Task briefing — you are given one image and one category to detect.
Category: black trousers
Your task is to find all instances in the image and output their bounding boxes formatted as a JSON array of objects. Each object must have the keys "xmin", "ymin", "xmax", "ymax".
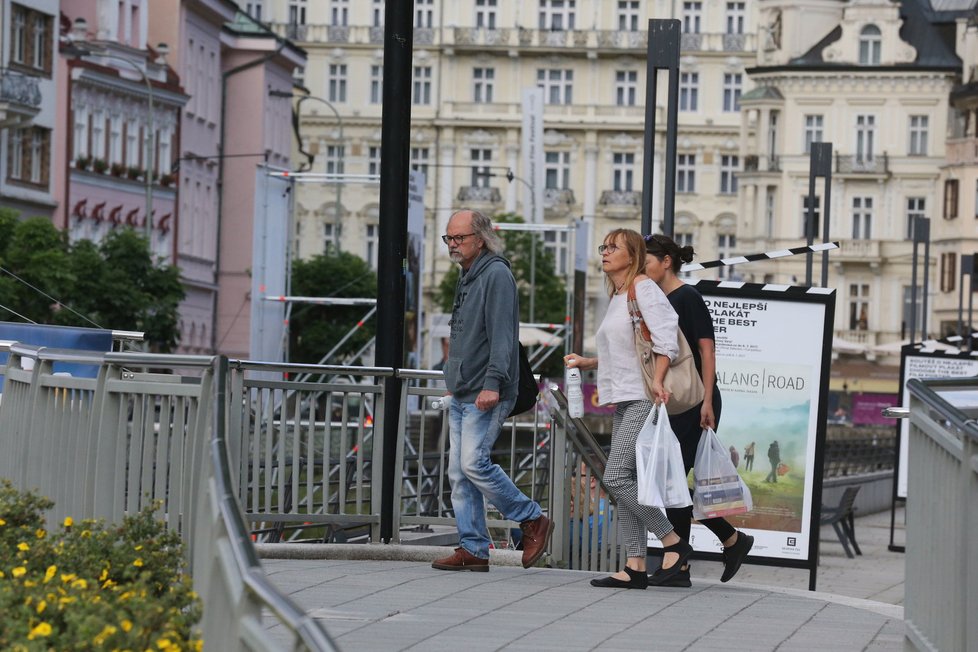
[{"xmin": 665, "ymin": 387, "xmax": 737, "ymax": 545}]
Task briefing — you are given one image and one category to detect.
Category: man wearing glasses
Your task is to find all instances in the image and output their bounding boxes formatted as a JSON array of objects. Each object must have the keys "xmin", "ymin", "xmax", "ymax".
[{"xmin": 431, "ymin": 209, "xmax": 553, "ymax": 572}]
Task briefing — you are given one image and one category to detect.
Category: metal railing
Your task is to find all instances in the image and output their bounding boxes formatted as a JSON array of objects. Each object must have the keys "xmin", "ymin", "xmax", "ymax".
[
  {"xmin": 903, "ymin": 377, "xmax": 978, "ymax": 652},
  {"xmin": 0, "ymin": 345, "xmax": 337, "ymax": 651}
]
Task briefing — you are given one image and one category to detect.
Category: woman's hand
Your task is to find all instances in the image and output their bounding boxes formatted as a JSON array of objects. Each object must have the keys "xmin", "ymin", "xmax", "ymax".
[
  {"xmin": 700, "ymin": 402, "xmax": 716, "ymax": 429},
  {"xmin": 651, "ymin": 379, "xmax": 671, "ymax": 406},
  {"xmin": 563, "ymin": 353, "xmax": 597, "ymax": 371}
]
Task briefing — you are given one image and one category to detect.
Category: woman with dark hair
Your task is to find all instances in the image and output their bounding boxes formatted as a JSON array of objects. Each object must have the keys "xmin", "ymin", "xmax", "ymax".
[
  {"xmin": 643, "ymin": 233, "xmax": 754, "ymax": 587},
  {"xmin": 564, "ymin": 228, "xmax": 693, "ymax": 589}
]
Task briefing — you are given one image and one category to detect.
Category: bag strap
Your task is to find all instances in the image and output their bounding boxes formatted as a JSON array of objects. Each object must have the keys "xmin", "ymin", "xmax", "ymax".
[{"xmin": 626, "ymin": 282, "xmax": 653, "ymax": 343}]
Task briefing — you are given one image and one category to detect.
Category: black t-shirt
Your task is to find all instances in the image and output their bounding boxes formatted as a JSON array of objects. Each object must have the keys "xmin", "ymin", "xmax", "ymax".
[{"xmin": 665, "ymin": 283, "xmax": 714, "ymax": 376}]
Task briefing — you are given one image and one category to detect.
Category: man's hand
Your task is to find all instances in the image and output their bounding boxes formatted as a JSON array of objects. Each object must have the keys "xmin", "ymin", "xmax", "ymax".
[{"xmin": 475, "ymin": 389, "xmax": 500, "ymax": 411}]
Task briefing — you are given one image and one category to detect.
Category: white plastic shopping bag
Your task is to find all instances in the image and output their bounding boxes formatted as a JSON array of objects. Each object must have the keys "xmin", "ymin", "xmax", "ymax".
[
  {"xmin": 636, "ymin": 404, "xmax": 692, "ymax": 508},
  {"xmin": 692, "ymin": 428, "xmax": 753, "ymax": 519}
]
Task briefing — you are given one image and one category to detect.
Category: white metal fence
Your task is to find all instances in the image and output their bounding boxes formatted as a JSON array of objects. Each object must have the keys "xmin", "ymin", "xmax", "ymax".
[{"xmin": 904, "ymin": 377, "xmax": 978, "ymax": 652}]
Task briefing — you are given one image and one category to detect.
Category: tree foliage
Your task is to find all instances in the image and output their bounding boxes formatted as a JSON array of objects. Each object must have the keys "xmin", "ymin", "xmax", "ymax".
[
  {"xmin": 0, "ymin": 212, "xmax": 184, "ymax": 351},
  {"xmin": 288, "ymin": 250, "xmax": 378, "ymax": 364}
]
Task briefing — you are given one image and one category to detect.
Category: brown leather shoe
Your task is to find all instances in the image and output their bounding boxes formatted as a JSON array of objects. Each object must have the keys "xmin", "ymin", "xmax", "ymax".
[
  {"xmin": 520, "ymin": 514, "xmax": 554, "ymax": 568},
  {"xmin": 431, "ymin": 547, "xmax": 489, "ymax": 572}
]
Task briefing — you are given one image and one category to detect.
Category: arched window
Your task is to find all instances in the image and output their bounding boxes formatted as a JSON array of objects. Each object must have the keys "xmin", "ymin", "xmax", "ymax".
[{"xmin": 858, "ymin": 25, "xmax": 881, "ymax": 65}]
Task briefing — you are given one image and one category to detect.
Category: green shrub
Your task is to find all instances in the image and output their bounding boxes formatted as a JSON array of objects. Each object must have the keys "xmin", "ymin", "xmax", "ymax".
[{"xmin": 0, "ymin": 480, "xmax": 202, "ymax": 651}]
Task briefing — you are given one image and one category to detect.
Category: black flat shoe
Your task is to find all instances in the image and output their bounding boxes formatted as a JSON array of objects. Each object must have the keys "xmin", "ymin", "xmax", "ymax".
[
  {"xmin": 649, "ymin": 564, "xmax": 692, "ymax": 588},
  {"xmin": 651, "ymin": 540, "xmax": 693, "ymax": 586},
  {"xmin": 590, "ymin": 566, "xmax": 648, "ymax": 589},
  {"xmin": 720, "ymin": 531, "xmax": 754, "ymax": 582}
]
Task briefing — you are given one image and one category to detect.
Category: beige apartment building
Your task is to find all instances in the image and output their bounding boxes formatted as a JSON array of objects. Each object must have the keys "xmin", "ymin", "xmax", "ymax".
[{"xmin": 254, "ymin": 0, "xmax": 974, "ymax": 380}]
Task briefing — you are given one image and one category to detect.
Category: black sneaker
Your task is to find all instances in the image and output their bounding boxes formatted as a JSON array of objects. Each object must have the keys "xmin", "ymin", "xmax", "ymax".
[
  {"xmin": 720, "ymin": 532, "xmax": 754, "ymax": 583},
  {"xmin": 648, "ymin": 564, "xmax": 692, "ymax": 588}
]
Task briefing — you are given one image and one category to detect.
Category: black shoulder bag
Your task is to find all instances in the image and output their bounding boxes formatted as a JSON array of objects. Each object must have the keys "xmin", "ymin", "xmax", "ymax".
[{"xmin": 508, "ymin": 343, "xmax": 538, "ymax": 417}]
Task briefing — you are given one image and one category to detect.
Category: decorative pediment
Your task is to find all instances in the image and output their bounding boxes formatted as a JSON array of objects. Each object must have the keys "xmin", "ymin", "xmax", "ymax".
[{"xmin": 606, "ymin": 132, "xmax": 641, "ymax": 149}]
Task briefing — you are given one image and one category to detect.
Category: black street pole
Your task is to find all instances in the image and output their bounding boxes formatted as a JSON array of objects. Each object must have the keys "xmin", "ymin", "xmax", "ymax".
[
  {"xmin": 805, "ymin": 142, "xmax": 832, "ymax": 287},
  {"xmin": 958, "ymin": 254, "xmax": 971, "ymax": 347},
  {"xmin": 642, "ymin": 19, "xmax": 680, "ymax": 238},
  {"xmin": 376, "ymin": 0, "xmax": 414, "ymax": 543},
  {"xmin": 920, "ymin": 218, "xmax": 930, "ymax": 339},
  {"xmin": 910, "ymin": 217, "xmax": 921, "ymax": 345}
]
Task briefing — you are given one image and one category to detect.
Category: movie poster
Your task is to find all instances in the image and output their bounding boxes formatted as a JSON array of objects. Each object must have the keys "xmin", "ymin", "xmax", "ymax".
[
  {"xmin": 673, "ymin": 284, "xmax": 834, "ymax": 565},
  {"xmin": 896, "ymin": 350, "xmax": 978, "ymax": 499}
]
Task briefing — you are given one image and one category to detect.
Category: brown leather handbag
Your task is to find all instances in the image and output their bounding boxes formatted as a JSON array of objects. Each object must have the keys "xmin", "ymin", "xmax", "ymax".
[{"xmin": 626, "ymin": 283, "xmax": 705, "ymax": 415}]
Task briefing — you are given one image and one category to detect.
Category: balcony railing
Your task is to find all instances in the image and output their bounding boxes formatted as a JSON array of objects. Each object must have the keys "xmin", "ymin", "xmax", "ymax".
[
  {"xmin": 743, "ymin": 154, "xmax": 780, "ymax": 173},
  {"xmin": 457, "ymin": 185, "xmax": 502, "ymax": 203},
  {"xmin": 454, "ymin": 27, "xmax": 511, "ymax": 46},
  {"xmin": 836, "ymin": 152, "xmax": 889, "ymax": 175},
  {"xmin": 599, "ymin": 190, "xmax": 641, "ymax": 206},
  {"xmin": 838, "ymin": 239, "xmax": 881, "ymax": 260},
  {"xmin": 946, "ymin": 138, "xmax": 978, "ymax": 166},
  {"xmin": 543, "ymin": 188, "xmax": 576, "ymax": 208},
  {"xmin": 0, "ymin": 68, "xmax": 42, "ymax": 108}
]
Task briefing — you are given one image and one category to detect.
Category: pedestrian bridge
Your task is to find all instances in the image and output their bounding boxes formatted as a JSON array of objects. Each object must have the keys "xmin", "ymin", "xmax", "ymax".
[{"xmin": 0, "ymin": 343, "xmax": 974, "ymax": 650}]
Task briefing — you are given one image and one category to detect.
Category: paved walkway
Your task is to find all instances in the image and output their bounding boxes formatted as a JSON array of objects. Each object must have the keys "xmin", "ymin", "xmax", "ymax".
[{"xmin": 260, "ymin": 507, "xmax": 906, "ymax": 651}]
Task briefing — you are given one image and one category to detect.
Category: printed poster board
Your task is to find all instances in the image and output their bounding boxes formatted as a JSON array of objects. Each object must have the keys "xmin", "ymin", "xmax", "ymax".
[
  {"xmin": 895, "ymin": 347, "xmax": 978, "ymax": 499},
  {"xmin": 647, "ymin": 282, "xmax": 835, "ymax": 573}
]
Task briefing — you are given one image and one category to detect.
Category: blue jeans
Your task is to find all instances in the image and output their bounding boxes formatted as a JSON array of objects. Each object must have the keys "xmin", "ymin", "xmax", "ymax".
[{"xmin": 448, "ymin": 397, "xmax": 541, "ymax": 559}]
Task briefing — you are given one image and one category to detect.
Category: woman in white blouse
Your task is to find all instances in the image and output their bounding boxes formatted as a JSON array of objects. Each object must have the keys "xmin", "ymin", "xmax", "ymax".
[{"xmin": 564, "ymin": 229, "xmax": 693, "ymax": 589}]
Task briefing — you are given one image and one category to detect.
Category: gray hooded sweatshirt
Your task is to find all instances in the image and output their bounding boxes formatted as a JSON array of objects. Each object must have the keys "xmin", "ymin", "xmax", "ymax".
[{"xmin": 443, "ymin": 251, "xmax": 519, "ymax": 403}]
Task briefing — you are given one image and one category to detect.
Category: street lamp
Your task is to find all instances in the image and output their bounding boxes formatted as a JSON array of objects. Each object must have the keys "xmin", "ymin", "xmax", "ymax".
[{"xmin": 69, "ymin": 18, "xmax": 168, "ymax": 242}]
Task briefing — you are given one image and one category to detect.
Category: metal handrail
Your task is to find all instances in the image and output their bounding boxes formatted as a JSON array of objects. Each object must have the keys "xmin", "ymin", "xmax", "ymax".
[{"xmin": 906, "ymin": 378, "xmax": 978, "ymax": 443}]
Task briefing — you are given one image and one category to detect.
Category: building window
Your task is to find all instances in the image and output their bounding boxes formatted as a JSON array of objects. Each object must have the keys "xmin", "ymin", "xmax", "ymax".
[
  {"xmin": 944, "ymin": 179, "xmax": 959, "ymax": 219},
  {"xmin": 725, "ymin": 2, "xmax": 745, "ymax": 34},
  {"xmin": 368, "ymin": 146, "xmax": 381, "ymax": 176},
  {"xmin": 323, "ymin": 223, "xmax": 338, "ymax": 254},
  {"xmin": 413, "ymin": 66, "xmax": 432, "ymax": 105},
  {"xmin": 125, "ymin": 119, "xmax": 139, "ymax": 167},
  {"xmin": 473, "ymin": 67, "xmax": 495, "ymax": 103},
  {"xmin": 328, "ymin": 64, "xmax": 347, "ymax": 103},
  {"xmin": 471, "ymin": 148, "xmax": 492, "ymax": 186},
  {"xmin": 852, "ymin": 196, "xmax": 873, "ymax": 240},
  {"xmin": 9, "ymin": 5, "xmax": 52, "ymax": 75},
  {"xmin": 804, "ymin": 115, "xmax": 823, "ymax": 154},
  {"xmin": 7, "ymin": 126, "xmax": 50, "ymax": 187},
  {"xmin": 539, "ymin": 0, "xmax": 576, "ymax": 30},
  {"xmin": 325, "ymin": 145, "xmax": 345, "ymax": 175},
  {"xmin": 370, "ymin": 65, "xmax": 383, "ymax": 104},
  {"xmin": 615, "ymin": 70, "xmax": 638, "ymax": 107},
  {"xmin": 940, "ymin": 253, "xmax": 957, "ymax": 293},
  {"xmin": 849, "ymin": 283, "xmax": 870, "ymax": 330},
  {"xmin": 722, "ymin": 73, "xmax": 741, "ymax": 112},
  {"xmin": 537, "ymin": 68, "xmax": 574, "ymax": 105},
  {"xmin": 365, "ymin": 224, "xmax": 378, "ymax": 270},
  {"xmin": 717, "ymin": 233, "xmax": 736, "ymax": 279},
  {"xmin": 415, "ymin": 0, "xmax": 434, "ymax": 28},
  {"xmin": 411, "ymin": 147, "xmax": 429, "ymax": 182},
  {"xmin": 802, "ymin": 195, "xmax": 821, "ymax": 237},
  {"xmin": 544, "ymin": 230, "xmax": 570, "ymax": 275},
  {"xmin": 476, "ymin": 0, "xmax": 497, "ymax": 29},
  {"xmin": 245, "ymin": 2, "xmax": 264, "ymax": 21},
  {"xmin": 679, "ymin": 72, "xmax": 698, "ymax": 111},
  {"xmin": 859, "ymin": 25, "xmax": 881, "ymax": 65},
  {"xmin": 72, "ymin": 108, "xmax": 89, "ymax": 161},
  {"xmin": 617, "ymin": 1, "xmax": 640, "ymax": 31},
  {"xmin": 91, "ymin": 111, "xmax": 106, "ymax": 160},
  {"xmin": 288, "ymin": 0, "xmax": 307, "ymax": 25},
  {"xmin": 293, "ymin": 66, "xmax": 305, "ymax": 88},
  {"xmin": 612, "ymin": 152, "xmax": 635, "ymax": 192},
  {"xmin": 676, "ymin": 231, "xmax": 694, "ymax": 248},
  {"xmin": 765, "ymin": 187, "xmax": 776, "ymax": 237},
  {"xmin": 855, "ymin": 114, "xmax": 876, "ymax": 163},
  {"xmin": 902, "ymin": 285, "xmax": 923, "ymax": 334},
  {"xmin": 545, "ymin": 151, "xmax": 570, "ymax": 189},
  {"xmin": 677, "ymin": 154, "xmax": 696, "ymax": 193},
  {"xmin": 908, "ymin": 115, "xmax": 928, "ymax": 156},
  {"xmin": 682, "ymin": 2, "xmax": 702, "ymax": 34},
  {"xmin": 330, "ymin": 0, "xmax": 349, "ymax": 26},
  {"xmin": 720, "ymin": 155, "xmax": 739, "ymax": 194},
  {"xmin": 109, "ymin": 116, "xmax": 123, "ymax": 165},
  {"xmin": 372, "ymin": 0, "xmax": 384, "ymax": 27},
  {"xmin": 906, "ymin": 197, "xmax": 925, "ymax": 239}
]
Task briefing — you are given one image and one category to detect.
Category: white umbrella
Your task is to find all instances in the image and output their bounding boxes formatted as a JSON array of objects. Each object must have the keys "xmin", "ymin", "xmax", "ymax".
[
  {"xmin": 519, "ymin": 326, "xmax": 561, "ymax": 347},
  {"xmin": 872, "ymin": 339, "xmax": 960, "ymax": 355},
  {"xmin": 832, "ymin": 337, "xmax": 868, "ymax": 355}
]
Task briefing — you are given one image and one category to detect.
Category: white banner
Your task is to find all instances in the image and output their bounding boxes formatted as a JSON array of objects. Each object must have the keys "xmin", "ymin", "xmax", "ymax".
[{"xmin": 521, "ymin": 87, "xmax": 544, "ymax": 224}]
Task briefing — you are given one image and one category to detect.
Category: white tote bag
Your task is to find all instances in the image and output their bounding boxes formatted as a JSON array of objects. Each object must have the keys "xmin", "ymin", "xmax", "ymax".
[
  {"xmin": 692, "ymin": 428, "xmax": 753, "ymax": 519},
  {"xmin": 636, "ymin": 405, "xmax": 692, "ymax": 509}
]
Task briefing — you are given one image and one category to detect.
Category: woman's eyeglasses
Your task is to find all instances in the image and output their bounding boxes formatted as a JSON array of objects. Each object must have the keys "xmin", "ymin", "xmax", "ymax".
[
  {"xmin": 597, "ymin": 243, "xmax": 620, "ymax": 255},
  {"xmin": 442, "ymin": 233, "xmax": 476, "ymax": 245}
]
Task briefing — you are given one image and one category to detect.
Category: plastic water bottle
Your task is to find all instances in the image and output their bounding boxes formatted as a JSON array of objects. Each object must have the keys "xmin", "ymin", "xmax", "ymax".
[
  {"xmin": 431, "ymin": 395, "xmax": 452, "ymax": 411},
  {"xmin": 566, "ymin": 367, "xmax": 584, "ymax": 418}
]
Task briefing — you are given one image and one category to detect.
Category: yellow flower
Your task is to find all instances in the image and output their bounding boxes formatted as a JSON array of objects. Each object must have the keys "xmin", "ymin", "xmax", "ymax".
[
  {"xmin": 0, "ymin": 571, "xmax": 5, "ymax": 578},
  {"xmin": 119, "ymin": 591, "xmax": 134, "ymax": 601},
  {"xmin": 17, "ymin": 542, "xmax": 29, "ymax": 552},
  {"xmin": 58, "ymin": 596, "xmax": 76, "ymax": 606},
  {"xmin": 71, "ymin": 578, "xmax": 88, "ymax": 590},
  {"xmin": 43, "ymin": 565, "xmax": 56, "ymax": 583},
  {"xmin": 23, "ymin": 580, "xmax": 36, "ymax": 588},
  {"xmin": 194, "ymin": 639, "xmax": 203, "ymax": 651},
  {"xmin": 93, "ymin": 624, "xmax": 117, "ymax": 645},
  {"xmin": 12, "ymin": 566, "xmax": 26, "ymax": 578},
  {"xmin": 0, "ymin": 517, "xmax": 6, "ymax": 525},
  {"xmin": 61, "ymin": 573, "xmax": 76, "ymax": 583},
  {"xmin": 27, "ymin": 622, "xmax": 52, "ymax": 640},
  {"xmin": 35, "ymin": 528, "xmax": 45, "ymax": 539},
  {"xmin": 133, "ymin": 558, "xmax": 144, "ymax": 568},
  {"xmin": 156, "ymin": 638, "xmax": 173, "ymax": 650},
  {"xmin": 134, "ymin": 545, "xmax": 143, "ymax": 551},
  {"xmin": 120, "ymin": 619, "xmax": 133, "ymax": 632},
  {"xmin": 102, "ymin": 579, "xmax": 116, "ymax": 589},
  {"xmin": 81, "ymin": 530, "xmax": 91, "ymax": 538},
  {"xmin": 63, "ymin": 516, "xmax": 73, "ymax": 527},
  {"xmin": 36, "ymin": 600, "xmax": 46, "ymax": 614},
  {"xmin": 99, "ymin": 567, "xmax": 109, "ymax": 581}
]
